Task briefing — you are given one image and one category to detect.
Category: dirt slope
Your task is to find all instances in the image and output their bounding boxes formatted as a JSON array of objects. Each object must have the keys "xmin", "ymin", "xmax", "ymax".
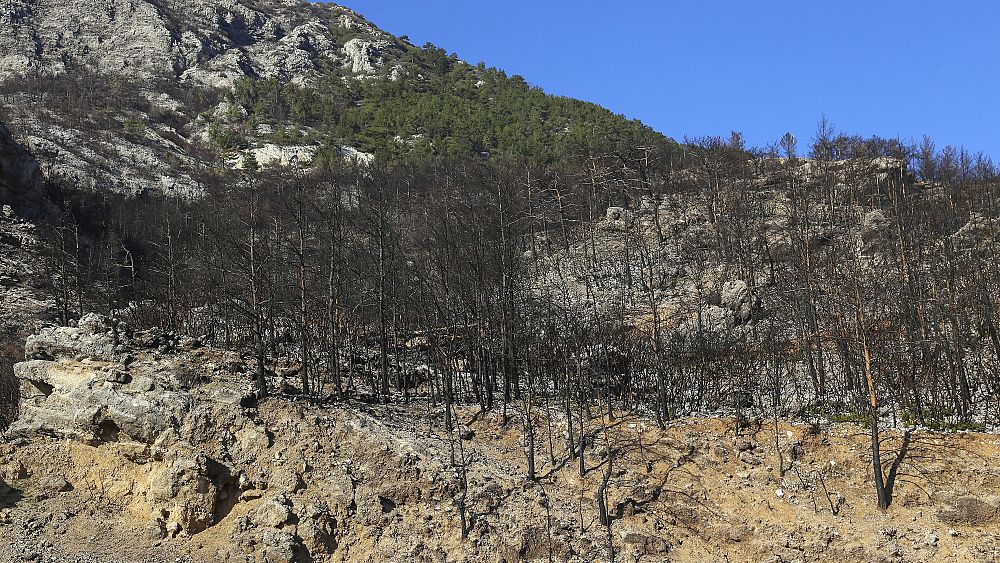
[{"xmin": 0, "ymin": 318, "xmax": 998, "ymax": 562}]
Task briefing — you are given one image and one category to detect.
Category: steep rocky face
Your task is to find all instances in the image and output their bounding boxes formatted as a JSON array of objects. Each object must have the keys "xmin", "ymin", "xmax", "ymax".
[
  {"xmin": 0, "ymin": 0, "xmax": 400, "ymax": 86},
  {"xmin": 0, "ymin": 0, "xmax": 397, "ymax": 197}
]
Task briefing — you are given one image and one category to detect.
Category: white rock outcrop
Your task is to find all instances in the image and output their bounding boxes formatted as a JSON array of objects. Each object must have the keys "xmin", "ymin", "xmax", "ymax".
[
  {"xmin": 0, "ymin": 0, "xmax": 400, "ymax": 197},
  {"xmin": 0, "ymin": 0, "xmax": 398, "ymax": 84},
  {"xmin": 229, "ymin": 144, "xmax": 318, "ymax": 169}
]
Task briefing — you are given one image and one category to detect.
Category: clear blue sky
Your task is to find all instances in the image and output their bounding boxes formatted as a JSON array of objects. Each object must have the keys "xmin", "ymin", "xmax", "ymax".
[{"xmin": 335, "ymin": 1, "xmax": 1000, "ymax": 158}]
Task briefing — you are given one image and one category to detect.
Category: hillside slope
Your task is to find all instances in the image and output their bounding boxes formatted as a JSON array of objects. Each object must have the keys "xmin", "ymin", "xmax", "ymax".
[
  {"xmin": 0, "ymin": 0, "xmax": 390, "ymax": 84},
  {"xmin": 1, "ymin": 317, "xmax": 999, "ymax": 563},
  {"xmin": 0, "ymin": 0, "xmax": 663, "ymax": 196},
  {"xmin": 2, "ymin": 2, "xmax": 1000, "ymax": 563}
]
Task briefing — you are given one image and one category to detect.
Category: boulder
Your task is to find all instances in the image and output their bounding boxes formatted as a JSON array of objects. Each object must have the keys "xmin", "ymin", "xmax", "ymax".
[
  {"xmin": 23, "ymin": 313, "xmax": 121, "ymax": 361},
  {"xmin": 257, "ymin": 529, "xmax": 300, "ymax": 563},
  {"xmin": 951, "ymin": 214, "xmax": 994, "ymax": 250},
  {"xmin": 295, "ymin": 503, "xmax": 337, "ymax": 555},
  {"xmin": 10, "ymin": 355, "xmax": 194, "ymax": 445},
  {"xmin": 720, "ymin": 279, "xmax": 756, "ymax": 322},
  {"xmin": 696, "ymin": 305, "xmax": 735, "ymax": 334},
  {"xmin": 605, "ymin": 206, "xmax": 633, "ymax": 222},
  {"xmin": 860, "ymin": 209, "xmax": 891, "ymax": 244},
  {"xmin": 37, "ymin": 474, "xmax": 72, "ymax": 494},
  {"xmin": 147, "ymin": 451, "xmax": 226, "ymax": 535},
  {"xmin": 252, "ymin": 496, "xmax": 293, "ymax": 528}
]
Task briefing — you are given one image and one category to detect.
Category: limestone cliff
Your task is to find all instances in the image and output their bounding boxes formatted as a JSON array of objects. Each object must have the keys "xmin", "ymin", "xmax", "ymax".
[
  {"xmin": 0, "ymin": 0, "xmax": 398, "ymax": 197},
  {"xmin": 0, "ymin": 0, "xmax": 399, "ymax": 86}
]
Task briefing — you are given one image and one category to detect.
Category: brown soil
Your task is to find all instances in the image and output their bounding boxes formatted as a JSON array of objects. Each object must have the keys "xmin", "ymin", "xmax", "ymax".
[{"xmin": 0, "ymin": 396, "xmax": 999, "ymax": 563}]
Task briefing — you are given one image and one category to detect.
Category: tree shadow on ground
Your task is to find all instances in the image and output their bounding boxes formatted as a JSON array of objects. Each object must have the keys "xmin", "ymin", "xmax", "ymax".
[
  {"xmin": 884, "ymin": 429, "xmax": 911, "ymax": 507},
  {"xmin": 876, "ymin": 428, "xmax": 967, "ymax": 506},
  {"xmin": 0, "ymin": 477, "xmax": 23, "ymax": 509}
]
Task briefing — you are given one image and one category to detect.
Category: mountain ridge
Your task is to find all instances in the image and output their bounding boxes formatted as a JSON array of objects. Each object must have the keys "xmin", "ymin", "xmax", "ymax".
[
  {"xmin": 0, "ymin": 0, "xmax": 395, "ymax": 86},
  {"xmin": 0, "ymin": 0, "xmax": 665, "ymax": 197}
]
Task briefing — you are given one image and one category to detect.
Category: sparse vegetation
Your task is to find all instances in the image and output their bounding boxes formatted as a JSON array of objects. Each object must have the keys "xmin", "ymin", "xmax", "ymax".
[{"xmin": 0, "ymin": 1, "xmax": 999, "ymax": 561}]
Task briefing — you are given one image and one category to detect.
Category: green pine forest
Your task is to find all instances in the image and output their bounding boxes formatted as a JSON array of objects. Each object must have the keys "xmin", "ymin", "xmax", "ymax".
[{"xmin": 219, "ymin": 42, "xmax": 669, "ymax": 165}]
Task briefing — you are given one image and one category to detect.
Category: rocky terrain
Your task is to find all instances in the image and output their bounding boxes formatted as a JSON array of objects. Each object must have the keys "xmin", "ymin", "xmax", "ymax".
[
  {"xmin": 0, "ymin": 316, "xmax": 995, "ymax": 562},
  {"xmin": 0, "ymin": 0, "xmax": 398, "ymax": 85},
  {"xmin": 1, "ymin": 1, "xmax": 999, "ymax": 562},
  {"xmin": 0, "ymin": 0, "xmax": 394, "ymax": 197}
]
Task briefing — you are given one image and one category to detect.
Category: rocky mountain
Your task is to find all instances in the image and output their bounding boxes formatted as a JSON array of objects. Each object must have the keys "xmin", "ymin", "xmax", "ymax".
[
  {"xmin": 0, "ymin": 0, "xmax": 662, "ymax": 197},
  {"xmin": 2, "ymin": 2, "xmax": 1000, "ymax": 562},
  {"xmin": 0, "ymin": 0, "xmax": 397, "ymax": 85},
  {"xmin": 0, "ymin": 0, "xmax": 402, "ymax": 197}
]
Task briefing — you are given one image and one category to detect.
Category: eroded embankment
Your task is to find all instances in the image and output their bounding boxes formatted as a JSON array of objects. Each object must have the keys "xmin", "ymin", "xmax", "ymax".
[{"xmin": 0, "ymin": 316, "xmax": 998, "ymax": 562}]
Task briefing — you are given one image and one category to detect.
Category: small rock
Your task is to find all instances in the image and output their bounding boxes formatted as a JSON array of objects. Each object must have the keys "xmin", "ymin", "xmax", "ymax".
[
  {"xmin": 38, "ymin": 474, "xmax": 72, "ymax": 493},
  {"xmin": 253, "ymin": 497, "xmax": 292, "ymax": 528},
  {"xmin": 145, "ymin": 518, "xmax": 168, "ymax": 540},
  {"xmin": 739, "ymin": 451, "xmax": 762, "ymax": 466},
  {"xmin": 105, "ymin": 369, "xmax": 131, "ymax": 384},
  {"xmin": 131, "ymin": 376, "xmax": 155, "ymax": 392}
]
